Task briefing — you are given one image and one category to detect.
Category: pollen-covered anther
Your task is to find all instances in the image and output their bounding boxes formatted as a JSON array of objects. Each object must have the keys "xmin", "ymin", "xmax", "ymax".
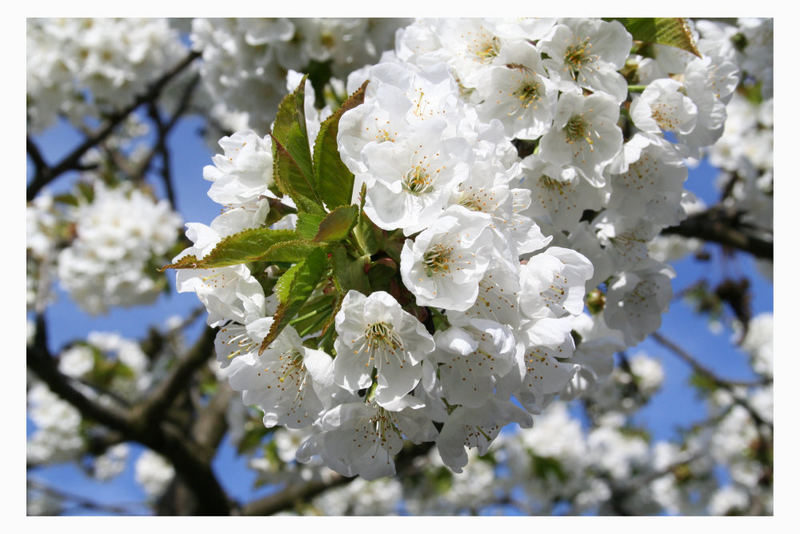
[{"xmin": 423, "ymin": 243, "xmax": 455, "ymax": 277}]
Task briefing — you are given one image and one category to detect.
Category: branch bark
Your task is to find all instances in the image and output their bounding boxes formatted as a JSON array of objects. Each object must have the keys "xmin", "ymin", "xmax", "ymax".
[
  {"xmin": 136, "ymin": 326, "xmax": 216, "ymax": 426},
  {"xmin": 241, "ymin": 442, "xmax": 433, "ymax": 515},
  {"xmin": 27, "ymin": 314, "xmax": 232, "ymax": 515},
  {"xmin": 26, "ymin": 49, "xmax": 201, "ymax": 201},
  {"xmin": 651, "ymin": 331, "xmax": 772, "ymax": 430},
  {"xmin": 662, "ymin": 206, "xmax": 773, "ymax": 260}
]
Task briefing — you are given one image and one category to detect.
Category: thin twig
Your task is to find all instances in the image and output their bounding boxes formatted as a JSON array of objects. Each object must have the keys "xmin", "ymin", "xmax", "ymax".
[
  {"xmin": 651, "ymin": 331, "xmax": 773, "ymax": 431},
  {"xmin": 136, "ymin": 326, "xmax": 216, "ymax": 426},
  {"xmin": 138, "ymin": 74, "xmax": 200, "ymax": 207},
  {"xmin": 26, "ymin": 49, "xmax": 201, "ymax": 201},
  {"xmin": 650, "ymin": 332, "xmax": 770, "ymax": 389},
  {"xmin": 28, "ymin": 479, "xmax": 147, "ymax": 515}
]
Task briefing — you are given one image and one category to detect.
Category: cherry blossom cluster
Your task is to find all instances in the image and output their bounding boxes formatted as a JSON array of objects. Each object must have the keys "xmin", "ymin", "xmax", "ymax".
[
  {"xmin": 239, "ymin": 325, "xmax": 771, "ymax": 515},
  {"xmin": 173, "ymin": 17, "xmax": 749, "ymax": 480},
  {"xmin": 27, "ymin": 331, "xmax": 151, "ymax": 466},
  {"xmin": 26, "ymin": 323, "xmax": 181, "ymax": 506},
  {"xmin": 26, "ymin": 18, "xmax": 187, "ymax": 133},
  {"xmin": 190, "ymin": 18, "xmax": 409, "ymax": 133},
  {"xmin": 55, "ymin": 181, "xmax": 183, "ymax": 315}
]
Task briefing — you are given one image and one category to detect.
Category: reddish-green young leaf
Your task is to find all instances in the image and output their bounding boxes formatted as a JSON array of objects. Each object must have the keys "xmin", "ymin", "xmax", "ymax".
[
  {"xmin": 314, "ymin": 205, "xmax": 359, "ymax": 243},
  {"xmin": 296, "ymin": 212, "xmax": 325, "ymax": 240},
  {"xmin": 259, "ymin": 239, "xmax": 329, "ymax": 264},
  {"xmin": 260, "ymin": 248, "xmax": 328, "ymax": 354},
  {"xmin": 271, "ymin": 136, "xmax": 324, "ymax": 215},
  {"xmin": 312, "ymin": 80, "xmax": 369, "ymax": 208},
  {"xmin": 614, "ymin": 18, "xmax": 701, "ymax": 57},
  {"xmin": 272, "ymin": 75, "xmax": 314, "ymax": 182},
  {"xmin": 160, "ymin": 228, "xmax": 297, "ymax": 270}
]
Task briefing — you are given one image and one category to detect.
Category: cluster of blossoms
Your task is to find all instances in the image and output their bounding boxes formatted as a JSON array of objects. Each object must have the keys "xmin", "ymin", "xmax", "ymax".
[
  {"xmin": 190, "ymin": 18, "xmax": 409, "ymax": 133},
  {"xmin": 27, "ymin": 331, "xmax": 151, "ymax": 465},
  {"xmin": 26, "ymin": 325, "xmax": 181, "ymax": 508},
  {"xmin": 171, "ymin": 17, "xmax": 755, "ymax": 480},
  {"xmin": 55, "ymin": 181, "xmax": 183, "ymax": 315},
  {"xmin": 649, "ymin": 18, "xmax": 773, "ymax": 272},
  {"xmin": 26, "ymin": 18, "xmax": 187, "ymax": 133},
  {"xmin": 243, "ymin": 328, "xmax": 771, "ymax": 516}
]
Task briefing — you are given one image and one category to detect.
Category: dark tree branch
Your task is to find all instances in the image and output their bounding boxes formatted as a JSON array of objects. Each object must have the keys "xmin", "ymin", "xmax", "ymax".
[
  {"xmin": 662, "ymin": 206, "xmax": 773, "ymax": 260},
  {"xmin": 27, "ymin": 314, "xmax": 231, "ymax": 515},
  {"xmin": 138, "ymin": 74, "xmax": 200, "ymax": 207},
  {"xmin": 650, "ymin": 332, "xmax": 770, "ymax": 389},
  {"xmin": 26, "ymin": 49, "xmax": 201, "ymax": 201},
  {"xmin": 241, "ymin": 442, "xmax": 434, "ymax": 515},
  {"xmin": 28, "ymin": 479, "xmax": 146, "ymax": 515},
  {"xmin": 193, "ymin": 383, "xmax": 235, "ymax": 451},
  {"xmin": 136, "ymin": 326, "xmax": 216, "ymax": 426},
  {"xmin": 651, "ymin": 331, "xmax": 772, "ymax": 431},
  {"xmin": 27, "ymin": 314, "xmax": 136, "ymax": 435},
  {"xmin": 241, "ymin": 474, "xmax": 352, "ymax": 516},
  {"xmin": 26, "ymin": 135, "xmax": 48, "ymax": 174}
]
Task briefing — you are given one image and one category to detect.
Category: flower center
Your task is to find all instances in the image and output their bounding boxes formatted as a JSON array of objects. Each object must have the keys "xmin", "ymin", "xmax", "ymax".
[
  {"xmin": 423, "ymin": 243, "xmax": 454, "ymax": 276},
  {"xmin": 513, "ymin": 80, "xmax": 542, "ymax": 109},
  {"xmin": 473, "ymin": 36, "xmax": 501, "ymax": 63},
  {"xmin": 277, "ymin": 349, "xmax": 305, "ymax": 383},
  {"xmin": 564, "ymin": 114, "xmax": 591, "ymax": 144},
  {"xmin": 403, "ymin": 164, "xmax": 435, "ymax": 195},
  {"xmin": 564, "ymin": 37, "xmax": 594, "ymax": 77},
  {"xmin": 364, "ymin": 322, "xmax": 404, "ymax": 354}
]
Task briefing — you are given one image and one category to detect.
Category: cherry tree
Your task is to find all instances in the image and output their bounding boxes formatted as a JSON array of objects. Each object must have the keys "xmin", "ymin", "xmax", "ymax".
[{"xmin": 26, "ymin": 17, "xmax": 773, "ymax": 516}]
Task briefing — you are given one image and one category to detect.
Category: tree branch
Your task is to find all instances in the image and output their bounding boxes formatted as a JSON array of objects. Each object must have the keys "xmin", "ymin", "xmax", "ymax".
[
  {"xmin": 241, "ymin": 475, "xmax": 352, "ymax": 516},
  {"xmin": 28, "ymin": 315, "xmax": 231, "ymax": 515},
  {"xmin": 192, "ymin": 383, "xmax": 235, "ymax": 451},
  {"xmin": 27, "ymin": 314, "xmax": 136, "ymax": 435},
  {"xmin": 138, "ymin": 74, "xmax": 200, "ymax": 207},
  {"xmin": 650, "ymin": 331, "xmax": 770, "ymax": 389},
  {"xmin": 651, "ymin": 331, "xmax": 772, "ymax": 430},
  {"xmin": 136, "ymin": 326, "xmax": 216, "ymax": 426},
  {"xmin": 26, "ymin": 135, "xmax": 48, "ymax": 175},
  {"xmin": 661, "ymin": 206, "xmax": 773, "ymax": 260},
  {"xmin": 26, "ymin": 49, "xmax": 201, "ymax": 201},
  {"xmin": 241, "ymin": 442, "xmax": 433, "ymax": 515},
  {"xmin": 28, "ymin": 479, "xmax": 146, "ymax": 515}
]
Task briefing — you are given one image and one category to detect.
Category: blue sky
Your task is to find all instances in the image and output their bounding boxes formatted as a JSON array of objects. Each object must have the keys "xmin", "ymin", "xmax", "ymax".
[{"xmin": 26, "ymin": 107, "xmax": 773, "ymax": 514}]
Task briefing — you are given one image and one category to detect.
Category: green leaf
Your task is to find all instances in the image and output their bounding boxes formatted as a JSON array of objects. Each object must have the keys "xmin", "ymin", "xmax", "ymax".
[
  {"xmin": 264, "ymin": 197, "xmax": 297, "ymax": 227},
  {"xmin": 272, "ymin": 75, "xmax": 314, "ymax": 182},
  {"xmin": 289, "ymin": 292, "xmax": 337, "ymax": 337},
  {"xmin": 615, "ymin": 18, "xmax": 701, "ymax": 57},
  {"xmin": 352, "ymin": 210, "xmax": 382, "ymax": 256},
  {"xmin": 237, "ymin": 422, "xmax": 271, "ymax": 455},
  {"xmin": 314, "ymin": 205, "xmax": 359, "ymax": 243},
  {"xmin": 274, "ymin": 263, "xmax": 301, "ymax": 304},
  {"xmin": 296, "ymin": 212, "xmax": 325, "ymax": 239},
  {"xmin": 53, "ymin": 193, "xmax": 80, "ymax": 207},
  {"xmin": 271, "ymin": 136, "xmax": 325, "ymax": 215},
  {"xmin": 312, "ymin": 80, "xmax": 368, "ymax": 208},
  {"xmin": 260, "ymin": 248, "xmax": 329, "ymax": 354},
  {"xmin": 77, "ymin": 181, "xmax": 95, "ymax": 203},
  {"xmin": 161, "ymin": 228, "xmax": 297, "ymax": 270},
  {"xmin": 259, "ymin": 239, "xmax": 329, "ymax": 264},
  {"xmin": 331, "ymin": 245, "xmax": 371, "ymax": 294},
  {"xmin": 529, "ymin": 454, "xmax": 568, "ymax": 483},
  {"xmin": 689, "ymin": 371, "xmax": 719, "ymax": 396}
]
